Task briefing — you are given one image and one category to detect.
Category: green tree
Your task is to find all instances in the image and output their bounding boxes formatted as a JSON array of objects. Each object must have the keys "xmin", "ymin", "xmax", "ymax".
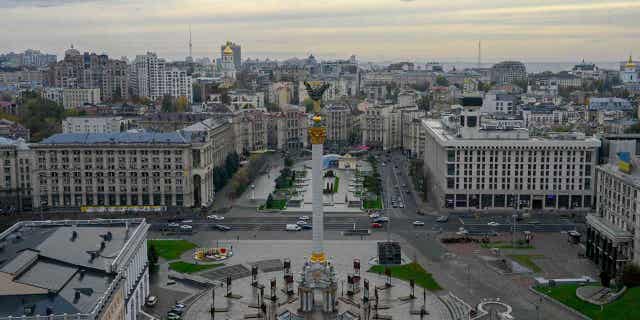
[
  {"xmin": 212, "ymin": 167, "xmax": 228, "ymax": 191},
  {"xmin": 622, "ymin": 263, "xmax": 640, "ymax": 288},
  {"xmin": 161, "ymin": 95, "xmax": 175, "ymax": 112},
  {"xmin": 18, "ymin": 91, "xmax": 65, "ymax": 141},
  {"xmin": 148, "ymin": 244, "xmax": 159, "ymax": 274},
  {"xmin": 284, "ymin": 156, "xmax": 294, "ymax": 168},
  {"xmin": 435, "ymin": 75, "xmax": 449, "ymax": 87}
]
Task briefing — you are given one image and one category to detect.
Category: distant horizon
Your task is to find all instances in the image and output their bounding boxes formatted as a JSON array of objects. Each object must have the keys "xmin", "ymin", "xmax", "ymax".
[{"xmin": 2, "ymin": 0, "xmax": 639, "ymax": 63}]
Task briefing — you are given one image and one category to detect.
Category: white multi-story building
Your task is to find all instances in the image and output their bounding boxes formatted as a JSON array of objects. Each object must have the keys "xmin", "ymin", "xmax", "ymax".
[
  {"xmin": 480, "ymin": 91, "xmax": 516, "ymax": 114},
  {"xmin": 422, "ymin": 105, "xmax": 600, "ymax": 210},
  {"xmin": 209, "ymin": 90, "xmax": 265, "ymax": 111},
  {"xmin": 62, "ymin": 116, "xmax": 130, "ymax": 133},
  {"xmin": 62, "ymin": 88, "xmax": 101, "ymax": 109},
  {"xmin": 131, "ymin": 52, "xmax": 192, "ymax": 103},
  {"xmin": 0, "ymin": 218, "xmax": 149, "ymax": 320}
]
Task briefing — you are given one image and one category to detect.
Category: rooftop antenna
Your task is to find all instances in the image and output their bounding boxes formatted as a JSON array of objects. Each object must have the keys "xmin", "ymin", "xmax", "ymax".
[
  {"xmin": 188, "ymin": 25, "xmax": 193, "ymax": 59},
  {"xmin": 477, "ymin": 40, "xmax": 482, "ymax": 69}
]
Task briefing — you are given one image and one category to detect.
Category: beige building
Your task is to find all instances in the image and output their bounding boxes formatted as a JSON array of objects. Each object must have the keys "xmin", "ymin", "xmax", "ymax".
[
  {"xmin": 232, "ymin": 110, "xmax": 268, "ymax": 154},
  {"xmin": 322, "ymin": 105, "xmax": 352, "ymax": 149},
  {"xmin": 269, "ymin": 82, "xmax": 294, "ymax": 109},
  {"xmin": 268, "ymin": 106, "xmax": 308, "ymax": 151},
  {"xmin": 30, "ymin": 114, "xmax": 235, "ymax": 209},
  {"xmin": 0, "ymin": 137, "xmax": 33, "ymax": 211},
  {"xmin": 586, "ymin": 162, "xmax": 640, "ymax": 278},
  {"xmin": 361, "ymin": 104, "xmax": 423, "ymax": 152},
  {"xmin": 63, "ymin": 88, "xmax": 101, "ymax": 109},
  {"xmin": 62, "ymin": 116, "xmax": 130, "ymax": 133}
]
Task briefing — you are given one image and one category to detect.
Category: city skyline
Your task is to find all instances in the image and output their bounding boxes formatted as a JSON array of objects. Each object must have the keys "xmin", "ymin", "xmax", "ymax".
[{"xmin": 2, "ymin": 0, "xmax": 640, "ymax": 62}]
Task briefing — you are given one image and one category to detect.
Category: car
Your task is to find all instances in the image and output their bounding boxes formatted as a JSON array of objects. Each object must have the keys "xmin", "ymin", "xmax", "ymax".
[
  {"xmin": 286, "ymin": 224, "xmax": 302, "ymax": 231},
  {"xmin": 207, "ymin": 215, "xmax": 224, "ymax": 220},
  {"xmin": 145, "ymin": 296, "xmax": 158, "ymax": 307},
  {"xmin": 167, "ymin": 222, "xmax": 180, "ymax": 228},
  {"xmin": 456, "ymin": 228, "xmax": 469, "ymax": 235},
  {"xmin": 296, "ymin": 220, "xmax": 308, "ymax": 226},
  {"xmin": 167, "ymin": 313, "xmax": 181, "ymax": 320},
  {"xmin": 412, "ymin": 221, "xmax": 425, "ymax": 226},
  {"xmin": 213, "ymin": 224, "xmax": 231, "ymax": 231},
  {"xmin": 373, "ymin": 217, "xmax": 390, "ymax": 223},
  {"xmin": 179, "ymin": 225, "xmax": 192, "ymax": 231},
  {"xmin": 169, "ymin": 308, "xmax": 183, "ymax": 316},
  {"xmin": 298, "ymin": 215, "xmax": 310, "ymax": 220},
  {"xmin": 181, "ymin": 219, "xmax": 193, "ymax": 224},
  {"xmin": 174, "ymin": 303, "xmax": 186, "ymax": 311},
  {"xmin": 301, "ymin": 224, "xmax": 312, "ymax": 230},
  {"xmin": 371, "ymin": 222, "xmax": 383, "ymax": 228},
  {"xmin": 487, "ymin": 221, "xmax": 500, "ymax": 227},
  {"xmin": 369, "ymin": 213, "xmax": 381, "ymax": 219},
  {"xmin": 166, "ymin": 280, "xmax": 176, "ymax": 286},
  {"xmin": 436, "ymin": 216, "xmax": 448, "ymax": 222},
  {"xmin": 398, "ymin": 203, "xmax": 405, "ymax": 208}
]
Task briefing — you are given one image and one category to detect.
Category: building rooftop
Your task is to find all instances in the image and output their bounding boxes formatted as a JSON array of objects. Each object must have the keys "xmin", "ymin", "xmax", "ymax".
[
  {"xmin": 39, "ymin": 132, "xmax": 188, "ymax": 145},
  {"xmin": 0, "ymin": 219, "xmax": 146, "ymax": 318}
]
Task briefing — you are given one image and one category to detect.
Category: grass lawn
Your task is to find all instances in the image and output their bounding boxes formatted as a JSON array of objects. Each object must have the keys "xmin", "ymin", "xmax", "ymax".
[
  {"xmin": 508, "ymin": 254, "xmax": 543, "ymax": 272},
  {"xmin": 363, "ymin": 197, "xmax": 383, "ymax": 210},
  {"xmin": 147, "ymin": 239, "xmax": 197, "ymax": 261},
  {"xmin": 368, "ymin": 262, "xmax": 442, "ymax": 291},
  {"xmin": 481, "ymin": 241, "xmax": 535, "ymax": 250},
  {"xmin": 169, "ymin": 261, "xmax": 224, "ymax": 274},
  {"xmin": 535, "ymin": 285, "xmax": 640, "ymax": 320}
]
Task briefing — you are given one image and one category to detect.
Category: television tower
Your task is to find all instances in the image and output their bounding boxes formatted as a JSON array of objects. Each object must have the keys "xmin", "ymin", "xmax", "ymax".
[
  {"xmin": 188, "ymin": 25, "xmax": 193, "ymax": 59},
  {"xmin": 477, "ymin": 40, "xmax": 482, "ymax": 69}
]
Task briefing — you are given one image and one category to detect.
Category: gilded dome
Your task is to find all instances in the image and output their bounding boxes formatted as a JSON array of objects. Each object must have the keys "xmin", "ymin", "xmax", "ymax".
[
  {"xmin": 223, "ymin": 45, "xmax": 233, "ymax": 55},
  {"xmin": 626, "ymin": 55, "xmax": 636, "ymax": 68}
]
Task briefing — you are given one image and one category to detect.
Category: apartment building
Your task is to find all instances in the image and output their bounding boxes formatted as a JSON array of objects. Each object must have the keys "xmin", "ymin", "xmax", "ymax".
[
  {"xmin": 62, "ymin": 88, "xmax": 101, "ymax": 109},
  {"xmin": 62, "ymin": 116, "xmax": 129, "ymax": 133}
]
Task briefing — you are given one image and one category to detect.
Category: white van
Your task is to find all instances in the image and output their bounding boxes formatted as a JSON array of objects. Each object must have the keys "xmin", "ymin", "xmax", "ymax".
[{"xmin": 286, "ymin": 224, "xmax": 301, "ymax": 231}]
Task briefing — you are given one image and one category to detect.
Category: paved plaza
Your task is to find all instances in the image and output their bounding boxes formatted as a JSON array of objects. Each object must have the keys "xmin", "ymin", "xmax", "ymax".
[{"xmin": 182, "ymin": 240, "xmax": 453, "ymax": 320}]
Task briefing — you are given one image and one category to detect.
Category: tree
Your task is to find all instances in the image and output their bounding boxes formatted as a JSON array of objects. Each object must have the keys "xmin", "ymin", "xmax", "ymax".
[
  {"xmin": 148, "ymin": 244, "xmax": 159, "ymax": 274},
  {"xmin": 161, "ymin": 95, "xmax": 175, "ymax": 112},
  {"xmin": 284, "ymin": 156, "xmax": 294, "ymax": 168},
  {"xmin": 622, "ymin": 263, "xmax": 640, "ymax": 288},
  {"xmin": 17, "ymin": 91, "xmax": 65, "ymax": 141},
  {"xmin": 435, "ymin": 75, "xmax": 449, "ymax": 87},
  {"xmin": 212, "ymin": 167, "xmax": 228, "ymax": 191},
  {"xmin": 600, "ymin": 271, "xmax": 612, "ymax": 288},
  {"xmin": 176, "ymin": 96, "xmax": 189, "ymax": 112}
]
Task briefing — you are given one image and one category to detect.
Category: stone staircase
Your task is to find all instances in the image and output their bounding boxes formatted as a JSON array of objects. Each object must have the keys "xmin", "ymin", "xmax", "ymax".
[{"xmin": 439, "ymin": 293, "xmax": 471, "ymax": 320}]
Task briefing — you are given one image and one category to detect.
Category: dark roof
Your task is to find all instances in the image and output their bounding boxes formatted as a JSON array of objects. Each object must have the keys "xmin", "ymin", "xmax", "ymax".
[{"xmin": 40, "ymin": 132, "xmax": 188, "ymax": 145}]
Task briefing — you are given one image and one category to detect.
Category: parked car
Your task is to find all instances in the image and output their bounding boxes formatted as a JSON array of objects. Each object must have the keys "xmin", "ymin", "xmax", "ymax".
[
  {"xmin": 412, "ymin": 221, "xmax": 425, "ymax": 226},
  {"xmin": 371, "ymin": 222, "xmax": 383, "ymax": 228},
  {"xmin": 167, "ymin": 313, "xmax": 181, "ymax": 320},
  {"xmin": 373, "ymin": 217, "xmax": 390, "ymax": 223},
  {"xmin": 174, "ymin": 303, "xmax": 186, "ymax": 311},
  {"xmin": 436, "ymin": 216, "xmax": 448, "ymax": 223},
  {"xmin": 213, "ymin": 224, "xmax": 231, "ymax": 231},
  {"xmin": 286, "ymin": 224, "xmax": 302, "ymax": 231},
  {"xmin": 298, "ymin": 215, "xmax": 310, "ymax": 220},
  {"xmin": 207, "ymin": 215, "xmax": 224, "ymax": 220},
  {"xmin": 487, "ymin": 221, "xmax": 500, "ymax": 227},
  {"xmin": 296, "ymin": 220, "xmax": 308, "ymax": 226},
  {"xmin": 145, "ymin": 296, "xmax": 158, "ymax": 307},
  {"xmin": 301, "ymin": 224, "xmax": 312, "ymax": 230},
  {"xmin": 179, "ymin": 225, "xmax": 193, "ymax": 231}
]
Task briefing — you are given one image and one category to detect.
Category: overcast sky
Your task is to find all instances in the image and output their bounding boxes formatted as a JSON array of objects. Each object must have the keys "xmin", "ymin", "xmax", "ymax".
[{"xmin": 2, "ymin": 0, "xmax": 639, "ymax": 62}]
